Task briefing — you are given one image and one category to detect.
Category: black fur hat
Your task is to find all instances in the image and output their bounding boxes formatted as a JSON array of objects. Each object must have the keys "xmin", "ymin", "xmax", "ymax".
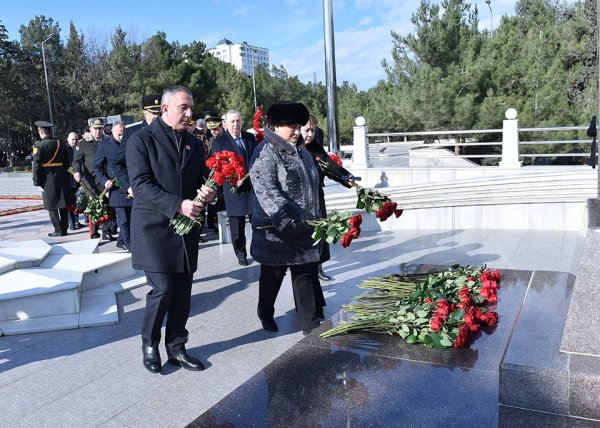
[{"xmin": 267, "ymin": 101, "xmax": 309, "ymax": 126}]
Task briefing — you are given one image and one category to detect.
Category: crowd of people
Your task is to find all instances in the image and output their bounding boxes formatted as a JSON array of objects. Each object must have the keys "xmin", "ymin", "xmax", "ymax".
[{"xmin": 31, "ymin": 85, "xmax": 353, "ymax": 374}]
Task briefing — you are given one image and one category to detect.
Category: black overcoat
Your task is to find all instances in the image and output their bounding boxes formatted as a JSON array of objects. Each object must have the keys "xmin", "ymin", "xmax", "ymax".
[
  {"xmin": 32, "ymin": 137, "xmax": 74, "ymax": 210},
  {"xmin": 126, "ymin": 118, "xmax": 209, "ymax": 273},
  {"xmin": 72, "ymin": 138, "xmax": 104, "ymax": 195},
  {"xmin": 95, "ymin": 136, "xmax": 131, "ymax": 207},
  {"xmin": 304, "ymin": 139, "xmax": 352, "ymax": 263},
  {"xmin": 210, "ymin": 130, "xmax": 257, "ymax": 216}
]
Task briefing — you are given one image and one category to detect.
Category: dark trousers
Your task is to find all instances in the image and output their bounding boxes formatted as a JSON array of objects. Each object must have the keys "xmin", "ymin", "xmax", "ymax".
[
  {"xmin": 141, "ymin": 270, "xmax": 193, "ymax": 355},
  {"xmin": 115, "ymin": 206, "xmax": 131, "ymax": 247},
  {"xmin": 229, "ymin": 214, "xmax": 251, "ymax": 260},
  {"xmin": 258, "ymin": 262, "xmax": 320, "ymax": 331},
  {"xmin": 48, "ymin": 208, "xmax": 68, "ymax": 234}
]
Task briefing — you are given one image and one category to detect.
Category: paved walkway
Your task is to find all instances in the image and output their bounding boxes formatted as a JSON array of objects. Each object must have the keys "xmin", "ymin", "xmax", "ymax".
[{"xmin": 0, "ymin": 173, "xmax": 582, "ymax": 427}]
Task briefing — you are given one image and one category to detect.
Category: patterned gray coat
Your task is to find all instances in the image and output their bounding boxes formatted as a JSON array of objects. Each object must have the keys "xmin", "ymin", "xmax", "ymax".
[{"xmin": 249, "ymin": 127, "xmax": 322, "ymax": 266}]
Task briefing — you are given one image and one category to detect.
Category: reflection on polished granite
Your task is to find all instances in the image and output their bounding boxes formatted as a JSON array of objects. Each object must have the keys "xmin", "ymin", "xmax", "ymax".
[{"xmin": 187, "ymin": 269, "xmax": 541, "ymax": 427}]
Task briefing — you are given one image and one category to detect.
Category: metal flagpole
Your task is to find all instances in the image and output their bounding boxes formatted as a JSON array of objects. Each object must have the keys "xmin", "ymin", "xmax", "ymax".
[{"xmin": 323, "ymin": 0, "xmax": 339, "ymax": 155}]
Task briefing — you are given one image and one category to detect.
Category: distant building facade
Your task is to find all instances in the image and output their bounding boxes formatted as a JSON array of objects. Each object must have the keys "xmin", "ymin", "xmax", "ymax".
[{"xmin": 207, "ymin": 38, "xmax": 269, "ymax": 75}]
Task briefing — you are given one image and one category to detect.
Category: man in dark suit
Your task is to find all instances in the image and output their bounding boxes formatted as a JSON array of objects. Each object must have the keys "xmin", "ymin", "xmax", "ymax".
[
  {"xmin": 66, "ymin": 131, "xmax": 84, "ymax": 230},
  {"xmin": 32, "ymin": 121, "xmax": 74, "ymax": 237},
  {"xmin": 126, "ymin": 85, "xmax": 216, "ymax": 374},
  {"xmin": 210, "ymin": 109, "xmax": 257, "ymax": 266},
  {"xmin": 124, "ymin": 94, "xmax": 162, "ymax": 140},
  {"xmin": 94, "ymin": 121, "xmax": 132, "ymax": 250}
]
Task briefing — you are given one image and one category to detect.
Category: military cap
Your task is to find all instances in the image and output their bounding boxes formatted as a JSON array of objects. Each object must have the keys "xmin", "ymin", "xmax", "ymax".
[
  {"xmin": 34, "ymin": 120, "xmax": 54, "ymax": 128},
  {"xmin": 88, "ymin": 117, "xmax": 105, "ymax": 128},
  {"xmin": 204, "ymin": 111, "xmax": 222, "ymax": 129},
  {"xmin": 142, "ymin": 94, "xmax": 162, "ymax": 113}
]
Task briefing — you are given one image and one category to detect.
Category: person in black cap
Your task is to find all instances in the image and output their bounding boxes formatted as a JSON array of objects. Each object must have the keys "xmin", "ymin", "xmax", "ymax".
[
  {"xmin": 73, "ymin": 117, "xmax": 114, "ymax": 240},
  {"xmin": 249, "ymin": 101, "xmax": 322, "ymax": 335},
  {"xmin": 124, "ymin": 93, "xmax": 162, "ymax": 140},
  {"xmin": 32, "ymin": 120, "xmax": 74, "ymax": 237}
]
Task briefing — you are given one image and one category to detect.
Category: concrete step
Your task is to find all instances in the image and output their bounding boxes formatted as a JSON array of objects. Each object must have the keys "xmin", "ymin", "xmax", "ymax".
[
  {"xmin": 0, "ymin": 268, "xmax": 82, "ymax": 322},
  {"xmin": 78, "ymin": 273, "xmax": 147, "ymax": 328},
  {"xmin": 326, "ymin": 171, "xmax": 596, "ymax": 211},
  {"xmin": 38, "ymin": 253, "xmax": 136, "ymax": 291},
  {"xmin": 0, "ymin": 238, "xmax": 141, "ymax": 336}
]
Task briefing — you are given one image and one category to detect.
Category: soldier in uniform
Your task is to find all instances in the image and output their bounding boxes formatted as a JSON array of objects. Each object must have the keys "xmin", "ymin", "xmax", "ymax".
[
  {"xmin": 124, "ymin": 94, "xmax": 162, "ymax": 140},
  {"xmin": 32, "ymin": 120, "xmax": 74, "ymax": 237},
  {"xmin": 72, "ymin": 117, "xmax": 113, "ymax": 240}
]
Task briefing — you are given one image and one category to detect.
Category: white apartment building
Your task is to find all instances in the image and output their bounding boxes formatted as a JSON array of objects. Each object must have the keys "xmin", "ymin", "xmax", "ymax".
[{"xmin": 207, "ymin": 38, "xmax": 269, "ymax": 76}]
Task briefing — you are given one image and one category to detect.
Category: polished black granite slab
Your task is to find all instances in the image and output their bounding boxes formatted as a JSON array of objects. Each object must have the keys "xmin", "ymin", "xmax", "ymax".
[{"xmin": 189, "ymin": 268, "xmax": 536, "ymax": 427}]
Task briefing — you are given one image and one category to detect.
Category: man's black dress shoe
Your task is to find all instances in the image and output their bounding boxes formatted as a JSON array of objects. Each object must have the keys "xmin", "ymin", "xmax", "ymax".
[
  {"xmin": 102, "ymin": 232, "xmax": 115, "ymax": 241},
  {"xmin": 257, "ymin": 308, "xmax": 278, "ymax": 332},
  {"xmin": 142, "ymin": 346, "xmax": 161, "ymax": 373},
  {"xmin": 167, "ymin": 351, "xmax": 205, "ymax": 371},
  {"xmin": 238, "ymin": 258, "xmax": 249, "ymax": 266},
  {"xmin": 48, "ymin": 231, "xmax": 65, "ymax": 237},
  {"xmin": 91, "ymin": 232, "xmax": 100, "ymax": 239}
]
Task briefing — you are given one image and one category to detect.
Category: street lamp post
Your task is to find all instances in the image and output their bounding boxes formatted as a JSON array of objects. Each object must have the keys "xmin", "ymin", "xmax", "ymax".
[
  {"xmin": 41, "ymin": 33, "xmax": 55, "ymax": 133},
  {"xmin": 242, "ymin": 42, "xmax": 257, "ymax": 110},
  {"xmin": 485, "ymin": 0, "xmax": 494, "ymax": 37}
]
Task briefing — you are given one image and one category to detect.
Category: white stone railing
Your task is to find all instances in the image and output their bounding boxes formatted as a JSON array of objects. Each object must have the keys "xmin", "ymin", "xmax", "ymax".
[{"xmin": 350, "ymin": 108, "xmax": 591, "ymax": 169}]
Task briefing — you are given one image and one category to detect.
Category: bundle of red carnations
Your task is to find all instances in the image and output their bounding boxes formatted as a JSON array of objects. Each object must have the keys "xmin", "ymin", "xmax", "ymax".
[
  {"xmin": 170, "ymin": 150, "xmax": 246, "ymax": 235},
  {"xmin": 67, "ymin": 167, "xmax": 111, "ymax": 224},
  {"xmin": 310, "ymin": 211, "xmax": 362, "ymax": 248},
  {"xmin": 321, "ymin": 265, "xmax": 501, "ymax": 349}
]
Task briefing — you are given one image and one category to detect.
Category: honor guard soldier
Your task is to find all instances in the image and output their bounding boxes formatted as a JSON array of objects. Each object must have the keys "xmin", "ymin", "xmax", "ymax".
[{"xmin": 32, "ymin": 120, "xmax": 74, "ymax": 237}]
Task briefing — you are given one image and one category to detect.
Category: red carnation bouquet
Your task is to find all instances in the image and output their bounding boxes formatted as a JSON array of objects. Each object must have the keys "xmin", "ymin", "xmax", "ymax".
[
  {"xmin": 170, "ymin": 150, "xmax": 246, "ymax": 235},
  {"xmin": 321, "ymin": 265, "xmax": 501, "ymax": 349},
  {"xmin": 310, "ymin": 211, "xmax": 362, "ymax": 248},
  {"xmin": 67, "ymin": 167, "xmax": 112, "ymax": 224}
]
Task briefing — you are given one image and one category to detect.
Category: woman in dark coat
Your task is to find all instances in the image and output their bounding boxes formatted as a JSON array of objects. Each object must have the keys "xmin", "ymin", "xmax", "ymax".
[
  {"xmin": 250, "ymin": 101, "xmax": 322, "ymax": 335},
  {"xmin": 301, "ymin": 115, "xmax": 354, "ymax": 282}
]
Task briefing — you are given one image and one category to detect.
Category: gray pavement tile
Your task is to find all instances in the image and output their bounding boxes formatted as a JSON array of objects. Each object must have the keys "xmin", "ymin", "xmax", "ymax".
[
  {"xmin": 11, "ymin": 401, "xmax": 108, "ymax": 428},
  {"xmin": 49, "ymin": 365, "xmax": 167, "ymax": 421},
  {"xmin": 0, "ymin": 344, "xmax": 62, "ymax": 388},
  {"xmin": 0, "ymin": 330, "xmax": 66, "ymax": 349},
  {"xmin": 0, "ymin": 381, "xmax": 52, "ymax": 424},
  {"xmin": 100, "ymin": 395, "xmax": 202, "ymax": 428}
]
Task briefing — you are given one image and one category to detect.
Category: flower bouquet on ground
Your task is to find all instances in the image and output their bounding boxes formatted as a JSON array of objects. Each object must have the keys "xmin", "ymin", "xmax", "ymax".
[
  {"xmin": 170, "ymin": 150, "xmax": 246, "ymax": 235},
  {"xmin": 67, "ymin": 167, "xmax": 111, "ymax": 224},
  {"xmin": 320, "ymin": 265, "xmax": 501, "ymax": 349}
]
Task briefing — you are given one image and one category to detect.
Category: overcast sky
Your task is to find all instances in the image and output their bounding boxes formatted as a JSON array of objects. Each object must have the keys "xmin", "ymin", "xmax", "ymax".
[{"xmin": 2, "ymin": 0, "xmax": 522, "ymax": 90}]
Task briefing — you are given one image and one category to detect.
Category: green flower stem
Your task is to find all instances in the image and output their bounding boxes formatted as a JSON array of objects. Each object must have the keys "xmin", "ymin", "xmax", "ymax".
[{"xmin": 169, "ymin": 174, "xmax": 216, "ymax": 236}]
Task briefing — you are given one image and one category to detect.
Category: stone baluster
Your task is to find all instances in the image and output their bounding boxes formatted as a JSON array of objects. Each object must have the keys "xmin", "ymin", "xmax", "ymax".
[{"xmin": 499, "ymin": 108, "xmax": 522, "ymax": 168}]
